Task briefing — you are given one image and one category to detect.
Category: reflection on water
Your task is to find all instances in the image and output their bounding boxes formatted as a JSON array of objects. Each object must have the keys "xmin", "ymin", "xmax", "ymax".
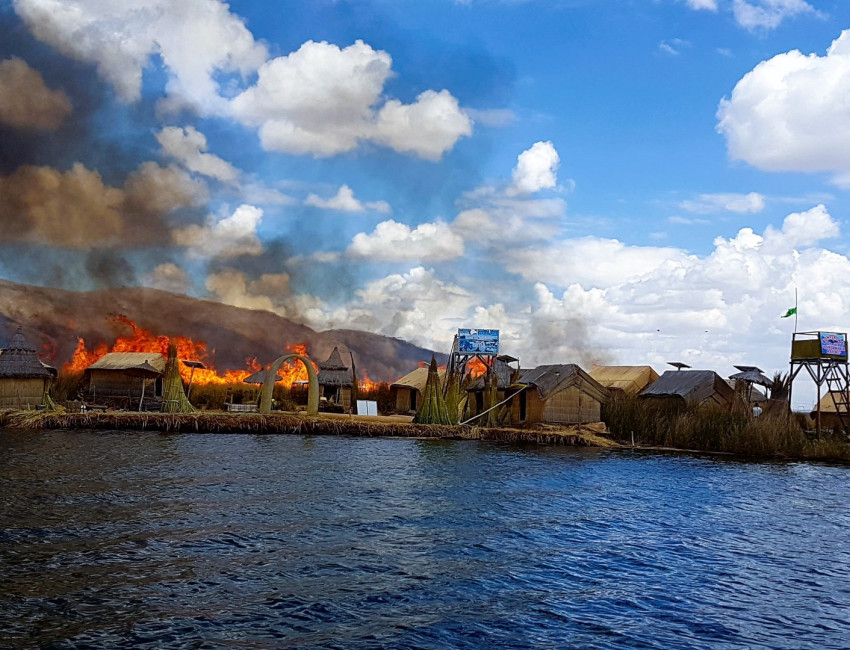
[{"xmin": 1, "ymin": 430, "xmax": 849, "ymax": 648}]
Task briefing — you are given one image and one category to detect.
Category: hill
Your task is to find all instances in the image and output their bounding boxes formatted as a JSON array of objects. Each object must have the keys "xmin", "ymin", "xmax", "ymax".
[{"xmin": 0, "ymin": 280, "xmax": 446, "ymax": 382}]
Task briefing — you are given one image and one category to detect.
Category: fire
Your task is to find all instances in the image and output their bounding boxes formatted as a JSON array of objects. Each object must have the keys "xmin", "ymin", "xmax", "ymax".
[
  {"xmin": 62, "ymin": 315, "xmax": 313, "ymax": 387},
  {"xmin": 467, "ymin": 356, "xmax": 492, "ymax": 379},
  {"xmin": 358, "ymin": 371, "xmax": 381, "ymax": 392}
]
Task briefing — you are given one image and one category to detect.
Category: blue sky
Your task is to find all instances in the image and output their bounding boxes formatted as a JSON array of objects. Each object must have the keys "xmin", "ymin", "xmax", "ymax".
[{"xmin": 2, "ymin": 0, "xmax": 850, "ymax": 405}]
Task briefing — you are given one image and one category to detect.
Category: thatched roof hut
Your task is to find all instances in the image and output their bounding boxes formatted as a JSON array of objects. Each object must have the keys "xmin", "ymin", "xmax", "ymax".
[
  {"xmin": 317, "ymin": 347, "xmax": 353, "ymax": 409},
  {"xmin": 639, "ymin": 369, "xmax": 734, "ymax": 407},
  {"xmin": 391, "ymin": 366, "xmax": 447, "ymax": 413},
  {"xmin": 810, "ymin": 391, "xmax": 849, "ymax": 433},
  {"xmin": 589, "ymin": 365, "xmax": 659, "ymax": 397},
  {"xmin": 508, "ymin": 364, "xmax": 609, "ymax": 424},
  {"xmin": 0, "ymin": 327, "xmax": 54, "ymax": 409},
  {"xmin": 85, "ymin": 352, "xmax": 166, "ymax": 406}
]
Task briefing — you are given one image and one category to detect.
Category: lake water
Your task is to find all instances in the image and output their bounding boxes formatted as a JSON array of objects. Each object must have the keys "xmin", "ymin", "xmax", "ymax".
[{"xmin": 1, "ymin": 429, "xmax": 849, "ymax": 648}]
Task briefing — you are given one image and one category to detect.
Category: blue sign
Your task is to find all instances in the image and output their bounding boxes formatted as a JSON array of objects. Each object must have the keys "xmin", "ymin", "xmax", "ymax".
[
  {"xmin": 819, "ymin": 332, "xmax": 847, "ymax": 358},
  {"xmin": 458, "ymin": 329, "xmax": 500, "ymax": 355}
]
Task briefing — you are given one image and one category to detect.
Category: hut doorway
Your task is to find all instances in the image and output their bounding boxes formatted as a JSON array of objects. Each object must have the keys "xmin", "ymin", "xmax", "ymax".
[{"xmin": 519, "ymin": 390, "xmax": 527, "ymax": 421}]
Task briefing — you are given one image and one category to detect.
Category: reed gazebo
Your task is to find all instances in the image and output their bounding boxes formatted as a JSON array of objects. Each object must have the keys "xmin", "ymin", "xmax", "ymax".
[
  {"xmin": 318, "ymin": 347, "xmax": 353, "ymax": 410},
  {"xmin": 0, "ymin": 327, "xmax": 56, "ymax": 409}
]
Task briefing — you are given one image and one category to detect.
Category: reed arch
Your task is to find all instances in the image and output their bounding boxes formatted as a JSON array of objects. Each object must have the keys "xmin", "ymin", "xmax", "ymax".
[{"xmin": 259, "ymin": 354, "xmax": 319, "ymax": 415}]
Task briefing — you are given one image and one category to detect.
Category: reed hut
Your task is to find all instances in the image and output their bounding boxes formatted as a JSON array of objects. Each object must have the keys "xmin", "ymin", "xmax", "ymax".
[
  {"xmin": 391, "ymin": 366, "xmax": 447, "ymax": 413},
  {"xmin": 810, "ymin": 392, "xmax": 848, "ymax": 433},
  {"xmin": 317, "ymin": 347, "xmax": 353, "ymax": 410},
  {"xmin": 507, "ymin": 364, "xmax": 609, "ymax": 424},
  {"xmin": 0, "ymin": 327, "xmax": 56, "ymax": 409},
  {"xmin": 639, "ymin": 369, "xmax": 734, "ymax": 407},
  {"xmin": 589, "ymin": 365, "xmax": 659, "ymax": 397},
  {"xmin": 84, "ymin": 352, "xmax": 166, "ymax": 406},
  {"xmin": 464, "ymin": 356, "xmax": 516, "ymax": 420}
]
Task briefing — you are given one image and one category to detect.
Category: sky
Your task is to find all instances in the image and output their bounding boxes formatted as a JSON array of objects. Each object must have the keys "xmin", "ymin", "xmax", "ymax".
[{"xmin": 2, "ymin": 0, "xmax": 850, "ymax": 407}]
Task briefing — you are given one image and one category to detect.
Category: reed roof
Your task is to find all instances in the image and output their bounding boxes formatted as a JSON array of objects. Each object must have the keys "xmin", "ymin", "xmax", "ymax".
[
  {"xmin": 85, "ymin": 352, "xmax": 166, "ymax": 373},
  {"xmin": 317, "ymin": 347, "xmax": 352, "ymax": 386},
  {"xmin": 812, "ymin": 391, "xmax": 848, "ymax": 414},
  {"xmin": 466, "ymin": 357, "xmax": 516, "ymax": 390},
  {"xmin": 589, "ymin": 365, "xmax": 659, "ymax": 396},
  {"xmin": 0, "ymin": 327, "xmax": 53, "ymax": 379},
  {"xmin": 392, "ymin": 366, "xmax": 446, "ymax": 392},
  {"xmin": 515, "ymin": 364, "xmax": 609, "ymax": 402},
  {"xmin": 639, "ymin": 369, "xmax": 734, "ymax": 405}
]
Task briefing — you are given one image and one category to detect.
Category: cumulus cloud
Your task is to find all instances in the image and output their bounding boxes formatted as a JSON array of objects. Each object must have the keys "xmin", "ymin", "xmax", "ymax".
[
  {"xmin": 0, "ymin": 57, "xmax": 72, "ymax": 130},
  {"xmin": 453, "ymin": 197, "xmax": 566, "ymax": 244},
  {"xmin": 156, "ymin": 126, "xmax": 239, "ymax": 182},
  {"xmin": 679, "ymin": 192, "xmax": 766, "ymax": 214},
  {"xmin": 305, "ymin": 185, "xmax": 391, "ymax": 213},
  {"xmin": 686, "ymin": 0, "xmax": 718, "ymax": 10},
  {"xmin": 13, "ymin": 0, "xmax": 267, "ymax": 110},
  {"xmin": 172, "ymin": 204, "xmax": 264, "ymax": 259},
  {"xmin": 507, "ymin": 141, "xmax": 560, "ymax": 196},
  {"xmin": 732, "ymin": 0, "xmax": 815, "ymax": 31},
  {"xmin": 348, "ymin": 220, "xmax": 464, "ymax": 262},
  {"xmin": 0, "ymin": 161, "xmax": 202, "ymax": 249},
  {"xmin": 231, "ymin": 40, "xmax": 472, "ymax": 159},
  {"xmin": 717, "ymin": 30, "xmax": 850, "ymax": 178}
]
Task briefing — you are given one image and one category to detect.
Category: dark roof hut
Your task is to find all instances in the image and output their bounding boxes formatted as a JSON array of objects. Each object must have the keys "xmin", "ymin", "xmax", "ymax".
[
  {"xmin": 589, "ymin": 365, "xmax": 659, "ymax": 397},
  {"xmin": 508, "ymin": 364, "xmax": 609, "ymax": 425},
  {"xmin": 317, "ymin": 347, "xmax": 353, "ymax": 410},
  {"xmin": 84, "ymin": 352, "xmax": 166, "ymax": 408},
  {"xmin": 0, "ymin": 327, "xmax": 55, "ymax": 409},
  {"xmin": 639, "ymin": 369, "xmax": 734, "ymax": 407}
]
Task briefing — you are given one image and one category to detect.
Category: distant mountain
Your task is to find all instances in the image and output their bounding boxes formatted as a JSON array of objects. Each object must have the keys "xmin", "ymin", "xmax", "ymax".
[{"xmin": 0, "ymin": 280, "xmax": 446, "ymax": 382}]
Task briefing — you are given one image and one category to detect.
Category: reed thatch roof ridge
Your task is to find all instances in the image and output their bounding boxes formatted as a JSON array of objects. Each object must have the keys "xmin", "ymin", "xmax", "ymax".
[
  {"xmin": 85, "ymin": 352, "xmax": 167, "ymax": 373},
  {"xmin": 319, "ymin": 347, "xmax": 348, "ymax": 371},
  {"xmin": 467, "ymin": 357, "xmax": 515, "ymax": 390},
  {"xmin": 318, "ymin": 367, "xmax": 352, "ymax": 387},
  {"xmin": 0, "ymin": 327, "xmax": 53, "ymax": 379},
  {"xmin": 392, "ymin": 366, "xmax": 446, "ymax": 392},
  {"xmin": 515, "ymin": 364, "xmax": 609, "ymax": 402},
  {"xmin": 813, "ymin": 391, "xmax": 849, "ymax": 414},
  {"xmin": 640, "ymin": 369, "xmax": 734, "ymax": 405},
  {"xmin": 589, "ymin": 365, "xmax": 659, "ymax": 396},
  {"xmin": 728, "ymin": 368, "xmax": 772, "ymax": 387}
]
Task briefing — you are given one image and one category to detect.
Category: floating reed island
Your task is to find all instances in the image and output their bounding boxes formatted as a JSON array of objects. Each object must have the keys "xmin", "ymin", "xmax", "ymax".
[{"xmin": 0, "ymin": 409, "xmax": 618, "ymax": 447}]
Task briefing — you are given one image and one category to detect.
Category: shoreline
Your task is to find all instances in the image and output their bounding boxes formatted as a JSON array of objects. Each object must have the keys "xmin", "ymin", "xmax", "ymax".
[{"xmin": 0, "ymin": 410, "xmax": 617, "ymax": 447}]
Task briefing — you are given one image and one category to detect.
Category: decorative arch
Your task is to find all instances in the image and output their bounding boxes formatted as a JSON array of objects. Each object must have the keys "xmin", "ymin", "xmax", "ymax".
[{"xmin": 259, "ymin": 354, "xmax": 319, "ymax": 415}]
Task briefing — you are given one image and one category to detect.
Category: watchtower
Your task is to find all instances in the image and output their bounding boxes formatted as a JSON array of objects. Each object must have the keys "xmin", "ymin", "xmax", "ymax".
[{"xmin": 789, "ymin": 331, "xmax": 849, "ymax": 436}]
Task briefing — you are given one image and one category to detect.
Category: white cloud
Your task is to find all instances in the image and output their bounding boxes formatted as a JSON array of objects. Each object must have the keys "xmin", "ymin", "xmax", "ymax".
[
  {"xmin": 659, "ymin": 39, "xmax": 691, "ymax": 56},
  {"xmin": 348, "ymin": 220, "xmax": 464, "ymax": 262},
  {"xmin": 231, "ymin": 40, "xmax": 471, "ymax": 159},
  {"xmin": 156, "ymin": 126, "xmax": 239, "ymax": 182},
  {"xmin": 13, "ymin": 0, "xmax": 267, "ymax": 109},
  {"xmin": 172, "ymin": 204, "xmax": 264, "ymax": 259},
  {"xmin": 679, "ymin": 192, "xmax": 766, "ymax": 214},
  {"xmin": 686, "ymin": 0, "xmax": 718, "ymax": 10},
  {"xmin": 732, "ymin": 0, "xmax": 815, "ymax": 31},
  {"xmin": 305, "ymin": 184, "xmax": 391, "ymax": 214},
  {"xmin": 717, "ymin": 30, "xmax": 850, "ymax": 177},
  {"xmin": 507, "ymin": 141, "xmax": 560, "ymax": 196},
  {"xmin": 0, "ymin": 57, "xmax": 72, "ymax": 130}
]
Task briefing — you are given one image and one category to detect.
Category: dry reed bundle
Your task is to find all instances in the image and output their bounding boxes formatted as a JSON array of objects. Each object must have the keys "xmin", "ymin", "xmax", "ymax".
[
  {"xmin": 161, "ymin": 343, "xmax": 194, "ymax": 413},
  {"xmin": 413, "ymin": 356, "xmax": 452, "ymax": 425}
]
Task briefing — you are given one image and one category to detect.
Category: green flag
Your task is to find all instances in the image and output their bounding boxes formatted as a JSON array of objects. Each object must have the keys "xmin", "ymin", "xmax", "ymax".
[{"xmin": 781, "ymin": 307, "xmax": 797, "ymax": 318}]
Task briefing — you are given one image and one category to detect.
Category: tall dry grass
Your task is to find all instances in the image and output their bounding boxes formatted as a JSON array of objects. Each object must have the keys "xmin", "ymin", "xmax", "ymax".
[{"xmin": 603, "ymin": 395, "xmax": 850, "ymax": 461}]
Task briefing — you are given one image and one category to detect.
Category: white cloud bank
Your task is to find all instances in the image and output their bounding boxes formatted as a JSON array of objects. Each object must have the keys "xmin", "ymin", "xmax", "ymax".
[
  {"xmin": 305, "ymin": 185, "xmax": 391, "ymax": 214},
  {"xmin": 718, "ymin": 30, "xmax": 850, "ymax": 181},
  {"xmin": 14, "ymin": 2, "xmax": 472, "ymax": 159},
  {"xmin": 172, "ymin": 204, "xmax": 264, "ymax": 259},
  {"xmin": 348, "ymin": 220, "xmax": 464, "ymax": 262}
]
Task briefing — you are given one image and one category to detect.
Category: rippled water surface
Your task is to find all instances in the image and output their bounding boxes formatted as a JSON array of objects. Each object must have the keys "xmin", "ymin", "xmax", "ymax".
[{"xmin": 2, "ymin": 429, "xmax": 849, "ymax": 648}]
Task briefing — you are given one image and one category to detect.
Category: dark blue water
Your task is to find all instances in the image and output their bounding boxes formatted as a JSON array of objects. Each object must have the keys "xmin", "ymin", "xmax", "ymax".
[{"xmin": 1, "ymin": 430, "xmax": 849, "ymax": 648}]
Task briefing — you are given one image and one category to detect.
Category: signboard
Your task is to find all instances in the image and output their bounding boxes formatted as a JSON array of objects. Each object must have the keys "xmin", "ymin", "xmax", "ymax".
[
  {"xmin": 458, "ymin": 328, "xmax": 499, "ymax": 355},
  {"xmin": 356, "ymin": 400, "xmax": 378, "ymax": 416},
  {"xmin": 819, "ymin": 332, "xmax": 847, "ymax": 358}
]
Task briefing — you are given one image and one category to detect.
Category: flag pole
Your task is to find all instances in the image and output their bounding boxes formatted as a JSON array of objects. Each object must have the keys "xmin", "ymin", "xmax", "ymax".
[{"xmin": 794, "ymin": 288, "xmax": 798, "ymax": 332}]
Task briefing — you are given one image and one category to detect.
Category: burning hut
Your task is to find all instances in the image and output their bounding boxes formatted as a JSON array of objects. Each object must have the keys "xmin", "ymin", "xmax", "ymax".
[
  {"xmin": 589, "ymin": 365, "xmax": 659, "ymax": 397},
  {"xmin": 464, "ymin": 356, "xmax": 516, "ymax": 421},
  {"xmin": 84, "ymin": 352, "xmax": 166, "ymax": 407},
  {"xmin": 507, "ymin": 364, "xmax": 609, "ymax": 425},
  {"xmin": 317, "ymin": 347, "xmax": 353, "ymax": 410},
  {"xmin": 0, "ymin": 327, "xmax": 56, "ymax": 409},
  {"xmin": 639, "ymin": 369, "xmax": 734, "ymax": 408}
]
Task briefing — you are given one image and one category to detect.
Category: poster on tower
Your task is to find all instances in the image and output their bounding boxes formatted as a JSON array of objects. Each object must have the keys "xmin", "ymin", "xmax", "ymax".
[
  {"xmin": 458, "ymin": 329, "xmax": 500, "ymax": 355},
  {"xmin": 819, "ymin": 332, "xmax": 847, "ymax": 359}
]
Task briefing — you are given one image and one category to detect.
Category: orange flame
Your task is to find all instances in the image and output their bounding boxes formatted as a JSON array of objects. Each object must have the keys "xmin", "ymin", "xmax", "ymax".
[
  {"xmin": 467, "ymin": 356, "xmax": 492, "ymax": 379},
  {"xmin": 62, "ymin": 315, "xmax": 313, "ymax": 387}
]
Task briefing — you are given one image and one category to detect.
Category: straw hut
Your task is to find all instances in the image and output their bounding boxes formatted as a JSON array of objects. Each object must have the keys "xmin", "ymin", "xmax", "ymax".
[
  {"xmin": 810, "ymin": 392, "xmax": 849, "ymax": 433},
  {"xmin": 391, "ymin": 366, "xmax": 447, "ymax": 413},
  {"xmin": 0, "ymin": 327, "xmax": 56, "ymax": 409},
  {"xmin": 589, "ymin": 365, "xmax": 659, "ymax": 397},
  {"xmin": 507, "ymin": 364, "xmax": 609, "ymax": 424},
  {"xmin": 317, "ymin": 347, "xmax": 353, "ymax": 410},
  {"xmin": 639, "ymin": 369, "xmax": 734, "ymax": 407},
  {"xmin": 84, "ymin": 352, "xmax": 166, "ymax": 406}
]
